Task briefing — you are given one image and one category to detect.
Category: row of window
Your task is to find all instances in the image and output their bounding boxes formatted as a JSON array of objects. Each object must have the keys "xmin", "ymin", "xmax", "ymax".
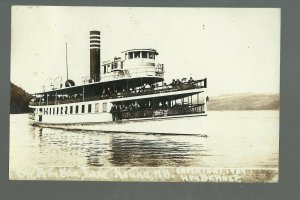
[
  {"xmin": 103, "ymin": 61, "xmax": 123, "ymax": 74},
  {"xmin": 38, "ymin": 102, "xmax": 107, "ymax": 115},
  {"xmin": 125, "ymin": 51, "xmax": 155, "ymax": 60}
]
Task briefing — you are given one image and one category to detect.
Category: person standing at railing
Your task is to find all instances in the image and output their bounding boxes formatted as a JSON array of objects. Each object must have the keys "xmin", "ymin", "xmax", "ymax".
[
  {"xmin": 187, "ymin": 77, "xmax": 196, "ymax": 89},
  {"xmin": 116, "ymin": 105, "xmax": 121, "ymax": 120},
  {"xmin": 171, "ymin": 79, "xmax": 176, "ymax": 86},
  {"xmin": 110, "ymin": 105, "xmax": 117, "ymax": 121},
  {"xmin": 163, "ymin": 101, "xmax": 169, "ymax": 109},
  {"xmin": 188, "ymin": 77, "xmax": 194, "ymax": 84},
  {"xmin": 140, "ymin": 84, "xmax": 146, "ymax": 93},
  {"xmin": 206, "ymin": 96, "xmax": 209, "ymax": 102},
  {"xmin": 101, "ymin": 89, "xmax": 106, "ymax": 97},
  {"xmin": 107, "ymin": 88, "xmax": 112, "ymax": 95},
  {"xmin": 145, "ymin": 83, "xmax": 150, "ymax": 91},
  {"xmin": 163, "ymin": 83, "xmax": 169, "ymax": 90}
]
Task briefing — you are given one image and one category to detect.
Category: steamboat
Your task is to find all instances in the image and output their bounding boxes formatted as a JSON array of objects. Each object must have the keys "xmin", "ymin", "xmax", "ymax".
[{"xmin": 29, "ymin": 31, "xmax": 208, "ymax": 134}]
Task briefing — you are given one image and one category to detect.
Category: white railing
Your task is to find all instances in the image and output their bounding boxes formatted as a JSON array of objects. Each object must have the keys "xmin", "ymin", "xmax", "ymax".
[{"xmin": 82, "ymin": 66, "xmax": 164, "ymax": 83}]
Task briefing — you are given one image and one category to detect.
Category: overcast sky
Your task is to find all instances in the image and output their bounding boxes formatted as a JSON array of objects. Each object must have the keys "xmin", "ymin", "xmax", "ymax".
[{"xmin": 11, "ymin": 6, "xmax": 280, "ymax": 96}]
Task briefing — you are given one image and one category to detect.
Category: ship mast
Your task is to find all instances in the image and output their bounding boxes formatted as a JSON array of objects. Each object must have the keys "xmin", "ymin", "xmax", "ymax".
[{"xmin": 65, "ymin": 42, "xmax": 69, "ymax": 80}]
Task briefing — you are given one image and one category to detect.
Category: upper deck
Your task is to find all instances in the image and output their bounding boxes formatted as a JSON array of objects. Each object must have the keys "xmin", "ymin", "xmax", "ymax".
[
  {"xmin": 87, "ymin": 48, "xmax": 164, "ymax": 83},
  {"xmin": 29, "ymin": 78, "xmax": 207, "ymax": 106}
]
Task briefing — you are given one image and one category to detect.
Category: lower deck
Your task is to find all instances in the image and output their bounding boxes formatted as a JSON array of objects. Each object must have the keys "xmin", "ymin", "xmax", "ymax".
[
  {"xmin": 111, "ymin": 103, "xmax": 205, "ymax": 121},
  {"xmin": 29, "ymin": 103, "xmax": 205, "ymax": 124},
  {"xmin": 29, "ymin": 86, "xmax": 207, "ymax": 124}
]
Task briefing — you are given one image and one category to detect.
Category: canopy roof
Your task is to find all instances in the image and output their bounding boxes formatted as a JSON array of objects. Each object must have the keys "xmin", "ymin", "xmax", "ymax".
[
  {"xmin": 121, "ymin": 48, "xmax": 159, "ymax": 55},
  {"xmin": 33, "ymin": 76, "xmax": 164, "ymax": 96}
]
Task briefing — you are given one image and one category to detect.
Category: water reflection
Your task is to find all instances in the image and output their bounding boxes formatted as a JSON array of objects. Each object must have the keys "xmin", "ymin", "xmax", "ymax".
[
  {"xmin": 10, "ymin": 112, "xmax": 279, "ymax": 169},
  {"xmin": 34, "ymin": 127, "xmax": 208, "ymax": 167},
  {"xmin": 109, "ymin": 134, "xmax": 208, "ymax": 167}
]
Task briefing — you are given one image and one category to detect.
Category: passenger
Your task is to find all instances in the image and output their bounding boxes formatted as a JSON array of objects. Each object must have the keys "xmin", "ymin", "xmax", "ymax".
[
  {"xmin": 188, "ymin": 77, "xmax": 194, "ymax": 84},
  {"xmin": 116, "ymin": 105, "xmax": 121, "ymax": 120},
  {"xmin": 163, "ymin": 83, "xmax": 169, "ymax": 89},
  {"xmin": 107, "ymin": 87, "xmax": 112, "ymax": 95},
  {"xmin": 164, "ymin": 101, "xmax": 169, "ymax": 108},
  {"xmin": 110, "ymin": 105, "xmax": 116, "ymax": 121},
  {"xmin": 176, "ymin": 79, "xmax": 181, "ymax": 85},
  {"xmin": 102, "ymin": 89, "xmax": 106, "ymax": 96},
  {"xmin": 150, "ymin": 84, "xmax": 155, "ymax": 90},
  {"xmin": 158, "ymin": 102, "xmax": 163, "ymax": 108},
  {"xmin": 171, "ymin": 79, "xmax": 176, "ymax": 86},
  {"xmin": 140, "ymin": 84, "xmax": 146, "ymax": 92},
  {"xmin": 174, "ymin": 103, "xmax": 181, "ymax": 108},
  {"xmin": 145, "ymin": 84, "xmax": 151, "ymax": 90}
]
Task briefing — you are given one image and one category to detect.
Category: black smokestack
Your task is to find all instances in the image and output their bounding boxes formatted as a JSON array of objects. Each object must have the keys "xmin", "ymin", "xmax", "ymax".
[{"xmin": 90, "ymin": 30, "xmax": 101, "ymax": 82}]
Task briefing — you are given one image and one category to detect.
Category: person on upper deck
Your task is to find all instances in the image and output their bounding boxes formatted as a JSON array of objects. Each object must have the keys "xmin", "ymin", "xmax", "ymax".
[
  {"xmin": 188, "ymin": 77, "xmax": 194, "ymax": 84},
  {"xmin": 145, "ymin": 83, "xmax": 151, "ymax": 91},
  {"xmin": 171, "ymin": 79, "xmax": 176, "ymax": 86},
  {"xmin": 140, "ymin": 84, "xmax": 146, "ymax": 92}
]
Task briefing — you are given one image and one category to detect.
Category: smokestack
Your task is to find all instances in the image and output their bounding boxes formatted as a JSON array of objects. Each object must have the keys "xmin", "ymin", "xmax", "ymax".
[{"xmin": 90, "ymin": 30, "xmax": 101, "ymax": 82}]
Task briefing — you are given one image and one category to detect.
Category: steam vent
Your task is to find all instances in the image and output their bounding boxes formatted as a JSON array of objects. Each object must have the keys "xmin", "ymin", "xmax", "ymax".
[{"xmin": 90, "ymin": 30, "xmax": 101, "ymax": 82}]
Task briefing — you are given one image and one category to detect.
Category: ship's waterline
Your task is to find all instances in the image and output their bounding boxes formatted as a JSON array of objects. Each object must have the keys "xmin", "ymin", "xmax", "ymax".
[{"xmin": 31, "ymin": 113, "xmax": 207, "ymax": 135}]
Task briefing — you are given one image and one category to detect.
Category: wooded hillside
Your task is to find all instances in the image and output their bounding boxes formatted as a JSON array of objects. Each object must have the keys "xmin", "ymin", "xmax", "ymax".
[{"xmin": 10, "ymin": 82, "xmax": 32, "ymax": 114}]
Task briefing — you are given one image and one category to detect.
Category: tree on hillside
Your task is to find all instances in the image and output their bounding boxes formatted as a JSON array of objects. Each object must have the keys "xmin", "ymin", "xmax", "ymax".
[{"xmin": 10, "ymin": 82, "xmax": 32, "ymax": 114}]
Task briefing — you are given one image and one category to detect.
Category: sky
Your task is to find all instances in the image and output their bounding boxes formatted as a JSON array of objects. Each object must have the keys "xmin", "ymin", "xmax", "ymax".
[{"xmin": 11, "ymin": 6, "xmax": 280, "ymax": 96}]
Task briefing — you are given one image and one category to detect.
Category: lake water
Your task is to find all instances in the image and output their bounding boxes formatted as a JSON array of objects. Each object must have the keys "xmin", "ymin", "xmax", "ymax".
[{"xmin": 9, "ymin": 111, "xmax": 279, "ymax": 181}]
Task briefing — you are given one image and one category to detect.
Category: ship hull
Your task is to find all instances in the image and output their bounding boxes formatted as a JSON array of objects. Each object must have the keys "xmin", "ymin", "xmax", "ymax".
[{"xmin": 30, "ymin": 113, "xmax": 207, "ymax": 135}]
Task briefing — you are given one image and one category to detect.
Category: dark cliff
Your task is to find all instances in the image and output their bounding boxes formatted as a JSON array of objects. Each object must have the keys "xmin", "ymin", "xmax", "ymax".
[{"xmin": 10, "ymin": 82, "xmax": 32, "ymax": 114}]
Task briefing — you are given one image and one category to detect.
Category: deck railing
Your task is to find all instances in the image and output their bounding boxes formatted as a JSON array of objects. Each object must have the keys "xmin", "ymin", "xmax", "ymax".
[
  {"xmin": 115, "ymin": 104, "xmax": 205, "ymax": 120},
  {"xmin": 29, "ymin": 78, "xmax": 207, "ymax": 106},
  {"xmin": 83, "ymin": 66, "xmax": 164, "ymax": 83}
]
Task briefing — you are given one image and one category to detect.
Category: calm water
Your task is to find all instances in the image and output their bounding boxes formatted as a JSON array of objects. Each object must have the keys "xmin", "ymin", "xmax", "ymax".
[{"xmin": 10, "ymin": 111, "xmax": 279, "ymax": 169}]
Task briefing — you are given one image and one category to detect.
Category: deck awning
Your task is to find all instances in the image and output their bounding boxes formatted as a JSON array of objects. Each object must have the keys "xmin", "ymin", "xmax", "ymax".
[
  {"xmin": 32, "ymin": 76, "xmax": 164, "ymax": 96},
  {"xmin": 110, "ymin": 88, "xmax": 204, "ymax": 103}
]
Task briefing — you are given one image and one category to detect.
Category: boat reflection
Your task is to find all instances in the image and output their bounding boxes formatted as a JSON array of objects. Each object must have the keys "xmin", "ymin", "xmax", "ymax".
[
  {"xmin": 33, "ymin": 127, "xmax": 209, "ymax": 167},
  {"xmin": 109, "ymin": 133, "xmax": 208, "ymax": 167}
]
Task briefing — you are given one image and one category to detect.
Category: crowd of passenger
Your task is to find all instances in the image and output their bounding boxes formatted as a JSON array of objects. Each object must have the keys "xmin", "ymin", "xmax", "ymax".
[
  {"xmin": 171, "ymin": 77, "xmax": 195, "ymax": 86},
  {"xmin": 110, "ymin": 100, "xmax": 202, "ymax": 121},
  {"xmin": 110, "ymin": 101, "xmax": 168, "ymax": 113},
  {"xmin": 31, "ymin": 77, "xmax": 200, "ymax": 105},
  {"xmin": 100, "ymin": 76, "xmax": 197, "ymax": 97}
]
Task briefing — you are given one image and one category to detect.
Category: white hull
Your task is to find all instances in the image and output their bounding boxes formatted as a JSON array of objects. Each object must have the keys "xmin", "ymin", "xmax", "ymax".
[{"xmin": 30, "ymin": 113, "xmax": 207, "ymax": 135}]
